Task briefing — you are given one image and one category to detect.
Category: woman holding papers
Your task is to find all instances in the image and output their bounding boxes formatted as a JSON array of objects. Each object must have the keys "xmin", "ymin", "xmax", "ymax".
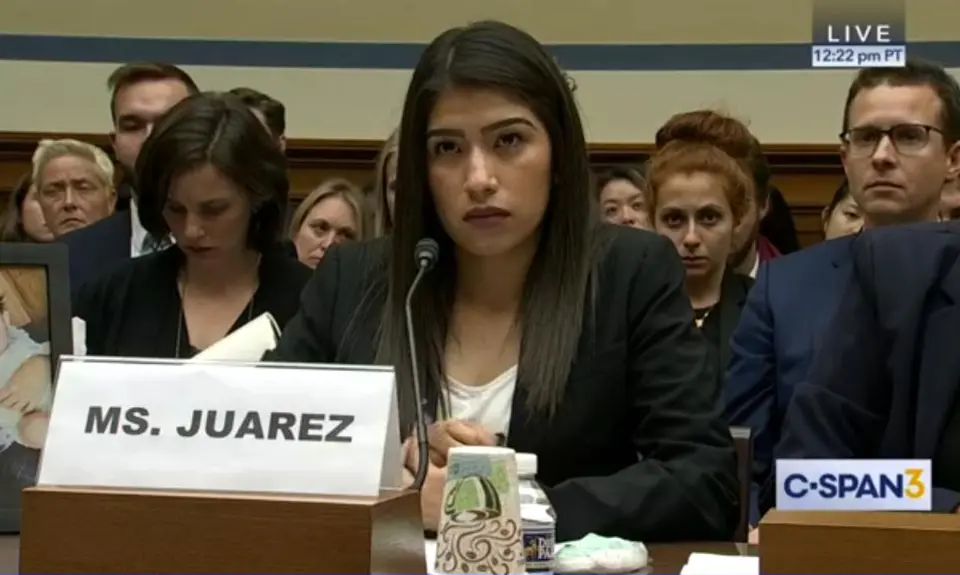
[
  {"xmin": 273, "ymin": 21, "xmax": 739, "ymax": 542},
  {"xmin": 74, "ymin": 92, "xmax": 311, "ymax": 358}
]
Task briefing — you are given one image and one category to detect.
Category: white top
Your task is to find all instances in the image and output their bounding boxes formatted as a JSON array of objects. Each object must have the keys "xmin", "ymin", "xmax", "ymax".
[
  {"xmin": 747, "ymin": 252, "xmax": 760, "ymax": 279},
  {"xmin": 128, "ymin": 200, "xmax": 150, "ymax": 258},
  {"xmin": 442, "ymin": 365, "xmax": 517, "ymax": 437},
  {"xmin": 0, "ymin": 326, "xmax": 52, "ymax": 449}
]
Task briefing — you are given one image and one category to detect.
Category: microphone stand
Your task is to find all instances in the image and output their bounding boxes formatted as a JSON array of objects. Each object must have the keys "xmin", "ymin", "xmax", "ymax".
[{"xmin": 405, "ymin": 240, "xmax": 438, "ymax": 491}]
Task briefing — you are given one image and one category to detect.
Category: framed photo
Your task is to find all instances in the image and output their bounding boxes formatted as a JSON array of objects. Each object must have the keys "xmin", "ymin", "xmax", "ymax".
[{"xmin": 0, "ymin": 242, "xmax": 71, "ymax": 532}]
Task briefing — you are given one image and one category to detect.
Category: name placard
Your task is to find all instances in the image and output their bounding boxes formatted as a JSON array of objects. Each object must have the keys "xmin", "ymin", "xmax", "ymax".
[{"xmin": 38, "ymin": 357, "xmax": 401, "ymax": 497}]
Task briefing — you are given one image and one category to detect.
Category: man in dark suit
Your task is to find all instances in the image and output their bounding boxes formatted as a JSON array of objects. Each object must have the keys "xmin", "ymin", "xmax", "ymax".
[
  {"xmin": 765, "ymin": 220, "xmax": 960, "ymax": 514},
  {"xmin": 227, "ymin": 87, "xmax": 298, "ymax": 258},
  {"xmin": 60, "ymin": 62, "xmax": 198, "ymax": 297},
  {"xmin": 726, "ymin": 59, "xmax": 960, "ymax": 527},
  {"xmin": 228, "ymin": 87, "xmax": 287, "ymax": 152}
]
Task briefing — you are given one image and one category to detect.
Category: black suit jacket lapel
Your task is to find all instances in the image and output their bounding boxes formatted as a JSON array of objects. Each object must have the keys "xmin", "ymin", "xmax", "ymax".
[
  {"xmin": 111, "ymin": 211, "xmax": 133, "ymax": 263},
  {"xmin": 915, "ymin": 258, "xmax": 960, "ymax": 457},
  {"xmin": 504, "ymin": 330, "xmax": 613, "ymax": 457},
  {"xmin": 505, "ymin": 379, "xmax": 546, "ymax": 455},
  {"xmin": 716, "ymin": 273, "xmax": 750, "ymax": 373}
]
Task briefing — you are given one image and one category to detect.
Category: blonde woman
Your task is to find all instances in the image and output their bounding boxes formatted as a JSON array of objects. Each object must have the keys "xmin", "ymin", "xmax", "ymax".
[
  {"xmin": 32, "ymin": 139, "xmax": 115, "ymax": 237},
  {"xmin": 289, "ymin": 178, "xmax": 365, "ymax": 268},
  {"xmin": 369, "ymin": 128, "xmax": 399, "ymax": 237}
]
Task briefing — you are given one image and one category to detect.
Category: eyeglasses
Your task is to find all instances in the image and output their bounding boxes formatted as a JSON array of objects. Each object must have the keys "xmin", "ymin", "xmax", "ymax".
[{"xmin": 839, "ymin": 123, "xmax": 943, "ymax": 158}]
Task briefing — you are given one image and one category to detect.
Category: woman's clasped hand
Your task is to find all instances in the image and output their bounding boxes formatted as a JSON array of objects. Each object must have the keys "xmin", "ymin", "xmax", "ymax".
[{"xmin": 401, "ymin": 420, "xmax": 499, "ymax": 530}]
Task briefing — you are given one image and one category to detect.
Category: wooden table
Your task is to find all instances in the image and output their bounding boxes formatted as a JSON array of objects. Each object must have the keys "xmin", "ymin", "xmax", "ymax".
[
  {"xmin": 0, "ymin": 537, "xmax": 17, "ymax": 572},
  {"xmin": 0, "ymin": 536, "xmax": 755, "ymax": 574}
]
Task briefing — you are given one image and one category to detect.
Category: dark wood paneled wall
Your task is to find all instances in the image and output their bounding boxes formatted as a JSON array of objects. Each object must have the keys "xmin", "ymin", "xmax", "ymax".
[{"xmin": 0, "ymin": 132, "xmax": 844, "ymax": 247}]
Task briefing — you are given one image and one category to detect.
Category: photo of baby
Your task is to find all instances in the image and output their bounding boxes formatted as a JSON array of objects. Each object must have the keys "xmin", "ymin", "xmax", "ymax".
[
  {"xmin": 0, "ymin": 266, "xmax": 54, "ymax": 511},
  {"xmin": 0, "ymin": 243, "xmax": 70, "ymax": 532}
]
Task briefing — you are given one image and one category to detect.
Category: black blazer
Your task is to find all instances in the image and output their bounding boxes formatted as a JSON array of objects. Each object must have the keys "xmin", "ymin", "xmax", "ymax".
[
  {"xmin": 273, "ymin": 225, "xmax": 739, "ymax": 542},
  {"xmin": 75, "ymin": 245, "xmax": 312, "ymax": 358},
  {"xmin": 701, "ymin": 271, "xmax": 754, "ymax": 384},
  {"xmin": 60, "ymin": 210, "xmax": 132, "ymax": 301},
  {"xmin": 765, "ymin": 221, "xmax": 960, "ymax": 514}
]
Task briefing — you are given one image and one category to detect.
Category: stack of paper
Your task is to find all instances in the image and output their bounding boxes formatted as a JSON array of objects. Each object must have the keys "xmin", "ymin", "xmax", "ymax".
[
  {"xmin": 71, "ymin": 317, "xmax": 87, "ymax": 355},
  {"xmin": 679, "ymin": 552, "xmax": 759, "ymax": 575},
  {"xmin": 191, "ymin": 312, "xmax": 280, "ymax": 361}
]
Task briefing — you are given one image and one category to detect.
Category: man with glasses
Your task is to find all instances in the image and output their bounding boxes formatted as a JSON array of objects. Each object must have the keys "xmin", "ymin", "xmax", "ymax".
[{"xmin": 725, "ymin": 60, "xmax": 960, "ymax": 532}]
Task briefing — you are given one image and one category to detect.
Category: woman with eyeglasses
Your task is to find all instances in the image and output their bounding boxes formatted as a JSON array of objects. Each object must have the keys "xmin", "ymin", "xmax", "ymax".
[{"xmin": 272, "ymin": 21, "xmax": 738, "ymax": 542}]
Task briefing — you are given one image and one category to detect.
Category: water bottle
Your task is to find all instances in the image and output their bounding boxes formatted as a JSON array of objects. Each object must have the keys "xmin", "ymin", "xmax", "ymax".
[{"xmin": 516, "ymin": 452, "xmax": 556, "ymax": 574}]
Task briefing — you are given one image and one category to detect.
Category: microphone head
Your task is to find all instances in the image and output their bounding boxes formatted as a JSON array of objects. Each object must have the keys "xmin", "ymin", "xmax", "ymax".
[{"xmin": 414, "ymin": 238, "xmax": 440, "ymax": 270}]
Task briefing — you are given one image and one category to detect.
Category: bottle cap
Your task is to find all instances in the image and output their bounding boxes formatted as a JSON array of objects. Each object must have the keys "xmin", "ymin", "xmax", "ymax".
[{"xmin": 516, "ymin": 452, "xmax": 537, "ymax": 476}]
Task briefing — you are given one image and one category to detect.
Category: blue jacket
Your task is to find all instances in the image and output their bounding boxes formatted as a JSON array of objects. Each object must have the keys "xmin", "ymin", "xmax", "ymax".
[
  {"xmin": 725, "ymin": 236, "xmax": 856, "ymax": 521},
  {"xmin": 768, "ymin": 221, "xmax": 960, "ymax": 514}
]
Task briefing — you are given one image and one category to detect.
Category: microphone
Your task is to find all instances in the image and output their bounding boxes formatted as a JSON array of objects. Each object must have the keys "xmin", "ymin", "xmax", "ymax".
[{"xmin": 405, "ymin": 238, "xmax": 439, "ymax": 491}]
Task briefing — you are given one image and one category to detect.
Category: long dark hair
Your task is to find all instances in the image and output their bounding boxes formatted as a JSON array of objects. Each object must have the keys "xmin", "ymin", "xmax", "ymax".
[
  {"xmin": 0, "ymin": 173, "xmax": 37, "ymax": 242},
  {"xmin": 375, "ymin": 20, "xmax": 598, "ymax": 433}
]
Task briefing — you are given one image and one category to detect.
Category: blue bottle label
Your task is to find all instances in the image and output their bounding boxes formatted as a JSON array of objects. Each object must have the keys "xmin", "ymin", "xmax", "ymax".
[{"xmin": 522, "ymin": 526, "xmax": 555, "ymax": 573}]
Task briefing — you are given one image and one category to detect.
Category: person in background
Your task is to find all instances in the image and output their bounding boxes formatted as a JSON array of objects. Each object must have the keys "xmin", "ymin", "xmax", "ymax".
[
  {"xmin": 941, "ymin": 178, "xmax": 960, "ymax": 221},
  {"xmin": 369, "ymin": 128, "xmax": 399, "ymax": 237},
  {"xmin": 822, "ymin": 180, "xmax": 863, "ymax": 239},
  {"xmin": 288, "ymin": 178, "xmax": 364, "ymax": 268},
  {"xmin": 0, "ymin": 173, "xmax": 53, "ymax": 243},
  {"xmin": 646, "ymin": 110, "xmax": 756, "ymax": 386},
  {"xmin": 228, "ymin": 87, "xmax": 287, "ymax": 152},
  {"xmin": 32, "ymin": 139, "xmax": 116, "ymax": 238},
  {"xmin": 769, "ymin": 220, "xmax": 960, "ymax": 514},
  {"xmin": 74, "ymin": 92, "xmax": 312, "ymax": 359},
  {"xmin": 595, "ymin": 165, "xmax": 651, "ymax": 230},
  {"xmin": 728, "ymin": 138, "xmax": 778, "ymax": 277},
  {"xmin": 271, "ymin": 20, "xmax": 738, "ymax": 542},
  {"xmin": 59, "ymin": 62, "xmax": 199, "ymax": 298},
  {"xmin": 727, "ymin": 59, "xmax": 960, "ymax": 534},
  {"xmin": 654, "ymin": 116, "xmax": 776, "ymax": 278},
  {"xmin": 760, "ymin": 187, "xmax": 800, "ymax": 254},
  {"xmin": 108, "ymin": 63, "xmax": 200, "ymax": 213}
]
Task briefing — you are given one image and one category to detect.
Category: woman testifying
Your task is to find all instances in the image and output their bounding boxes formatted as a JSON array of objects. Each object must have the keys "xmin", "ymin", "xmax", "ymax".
[
  {"xmin": 76, "ymin": 92, "xmax": 311, "ymax": 357},
  {"xmin": 272, "ymin": 21, "xmax": 738, "ymax": 542}
]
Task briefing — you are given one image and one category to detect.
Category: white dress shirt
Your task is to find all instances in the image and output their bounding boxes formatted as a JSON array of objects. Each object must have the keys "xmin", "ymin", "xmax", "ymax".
[
  {"xmin": 748, "ymin": 253, "xmax": 760, "ymax": 279},
  {"xmin": 129, "ymin": 200, "xmax": 173, "ymax": 257}
]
